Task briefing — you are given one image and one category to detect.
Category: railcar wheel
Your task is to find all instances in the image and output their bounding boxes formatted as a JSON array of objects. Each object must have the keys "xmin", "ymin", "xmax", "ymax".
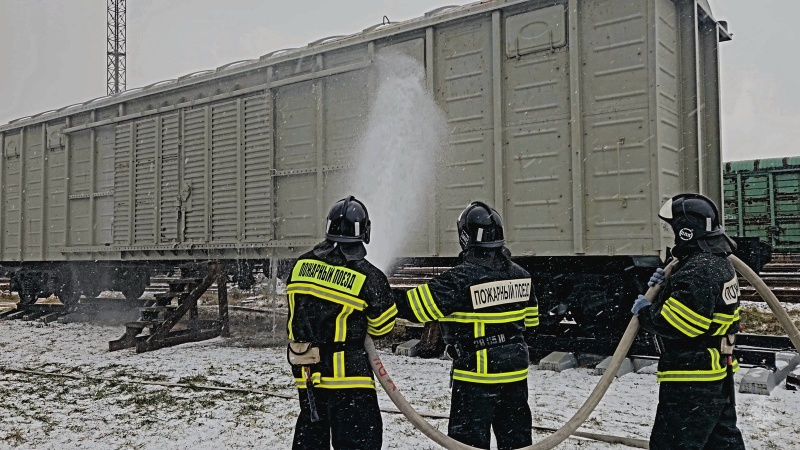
[
  {"xmin": 121, "ymin": 284, "xmax": 146, "ymax": 301},
  {"xmin": 18, "ymin": 291, "xmax": 37, "ymax": 307},
  {"xmin": 58, "ymin": 290, "xmax": 81, "ymax": 312}
]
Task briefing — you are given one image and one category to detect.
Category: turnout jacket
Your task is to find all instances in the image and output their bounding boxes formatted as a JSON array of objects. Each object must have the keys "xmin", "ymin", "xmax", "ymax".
[
  {"xmin": 639, "ymin": 252, "xmax": 741, "ymax": 382},
  {"xmin": 286, "ymin": 244, "xmax": 398, "ymax": 390},
  {"xmin": 396, "ymin": 251, "xmax": 538, "ymax": 384}
]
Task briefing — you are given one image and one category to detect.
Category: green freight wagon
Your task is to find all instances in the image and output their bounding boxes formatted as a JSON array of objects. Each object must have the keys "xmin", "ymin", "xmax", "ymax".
[
  {"xmin": 724, "ymin": 157, "xmax": 800, "ymax": 253},
  {"xmin": 1, "ymin": 0, "xmax": 731, "ymax": 343}
]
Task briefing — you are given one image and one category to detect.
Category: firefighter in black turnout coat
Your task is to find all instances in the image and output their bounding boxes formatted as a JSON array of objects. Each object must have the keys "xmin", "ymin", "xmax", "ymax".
[
  {"xmin": 395, "ymin": 202, "xmax": 539, "ymax": 449},
  {"xmin": 632, "ymin": 193, "xmax": 745, "ymax": 450},
  {"xmin": 286, "ymin": 196, "xmax": 397, "ymax": 449}
]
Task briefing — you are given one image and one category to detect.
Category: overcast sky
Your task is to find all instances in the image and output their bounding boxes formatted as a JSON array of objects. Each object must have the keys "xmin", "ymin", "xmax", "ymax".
[{"xmin": 0, "ymin": 0, "xmax": 797, "ymax": 162}]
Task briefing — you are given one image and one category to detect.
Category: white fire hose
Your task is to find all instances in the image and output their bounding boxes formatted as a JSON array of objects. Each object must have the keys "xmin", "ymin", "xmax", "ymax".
[{"xmin": 366, "ymin": 255, "xmax": 800, "ymax": 449}]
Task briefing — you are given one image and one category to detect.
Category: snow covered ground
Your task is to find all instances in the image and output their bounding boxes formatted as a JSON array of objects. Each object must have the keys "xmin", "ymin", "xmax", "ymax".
[{"xmin": 1, "ymin": 319, "xmax": 799, "ymax": 450}]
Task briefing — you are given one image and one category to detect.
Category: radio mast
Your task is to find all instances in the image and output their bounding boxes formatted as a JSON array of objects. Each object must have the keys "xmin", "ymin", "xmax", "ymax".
[{"xmin": 106, "ymin": 0, "xmax": 127, "ymax": 95}]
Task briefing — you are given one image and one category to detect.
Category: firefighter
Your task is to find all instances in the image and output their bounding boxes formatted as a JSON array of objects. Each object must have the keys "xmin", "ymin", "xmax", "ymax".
[
  {"xmin": 285, "ymin": 195, "xmax": 397, "ymax": 450},
  {"xmin": 394, "ymin": 201, "xmax": 539, "ymax": 450},
  {"xmin": 632, "ymin": 193, "xmax": 745, "ymax": 450}
]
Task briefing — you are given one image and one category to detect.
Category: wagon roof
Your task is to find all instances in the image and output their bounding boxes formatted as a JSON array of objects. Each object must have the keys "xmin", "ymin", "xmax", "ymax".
[{"xmin": 2, "ymin": 0, "xmax": 728, "ymax": 133}]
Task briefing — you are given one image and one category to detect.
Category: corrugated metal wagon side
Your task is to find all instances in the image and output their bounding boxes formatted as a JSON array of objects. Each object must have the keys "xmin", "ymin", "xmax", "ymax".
[
  {"xmin": 0, "ymin": 0, "xmax": 731, "ymax": 330},
  {"xmin": 724, "ymin": 157, "xmax": 800, "ymax": 253}
]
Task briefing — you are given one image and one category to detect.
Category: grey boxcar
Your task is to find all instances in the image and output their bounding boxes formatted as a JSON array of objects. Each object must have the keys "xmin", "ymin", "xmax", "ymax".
[{"xmin": 0, "ymin": 0, "xmax": 730, "ymax": 322}]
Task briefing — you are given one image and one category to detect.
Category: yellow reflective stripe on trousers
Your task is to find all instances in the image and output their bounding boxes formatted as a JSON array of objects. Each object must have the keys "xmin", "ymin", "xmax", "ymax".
[
  {"xmin": 287, "ymin": 293, "xmax": 296, "ymax": 340},
  {"xmin": 407, "ymin": 288, "xmax": 432, "ymax": 322},
  {"xmin": 334, "ymin": 306, "xmax": 354, "ymax": 342},
  {"xmin": 475, "ymin": 322, "xmax": 487, "ymax": 374},
  {"xmin": 452, "ymin": 368, "xmax": 528, "ymax": 384},
  {"xmin": 440, "ymin": 309, "xmax": 526, "ymax": 324},
  {"xmin": 657, "ymin": 349, "xmax": 728, "ymax": 382},
  {"xmin": 296, "ymin": 376, "xmax": 375, "ymax": 389},
  {"xmin": 660, "ymin": 303, "xmax": 704, "ymax": 337},
  {"xmin": 286, "ymin": 283, "xmax": 367, "ymax": 311},
  {"xmin": 665, "ymin": 298, "xmax": 712, "ymax": 329}
]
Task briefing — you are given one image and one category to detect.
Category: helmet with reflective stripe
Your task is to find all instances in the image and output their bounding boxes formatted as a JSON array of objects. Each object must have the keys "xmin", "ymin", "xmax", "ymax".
[
  {"xmin": 457, "ymin": 201, "xmax": 505, "ymax": 250},
  {"xmin": 325, "ymin": 195, "xmax": 371, "ymax": 244},
  {"xmin": 658, "ymin": 193, "xmax": 736, "ymax": 253}
]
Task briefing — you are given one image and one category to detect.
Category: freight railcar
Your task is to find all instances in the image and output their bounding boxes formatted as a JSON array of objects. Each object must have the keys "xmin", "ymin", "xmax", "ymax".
[
  {"xmin": 1, "ymin": 0, "xmax": 732, "ymax": 341},
  {"xmin": 724, "ymin": 157, "xmax": 800, "ymax": 253}
]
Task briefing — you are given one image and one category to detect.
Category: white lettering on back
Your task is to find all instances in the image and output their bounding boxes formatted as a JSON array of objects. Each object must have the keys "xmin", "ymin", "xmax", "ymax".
[{"xmin": 470, "ymin": 278, "xmax": 532, "ymax": 310}]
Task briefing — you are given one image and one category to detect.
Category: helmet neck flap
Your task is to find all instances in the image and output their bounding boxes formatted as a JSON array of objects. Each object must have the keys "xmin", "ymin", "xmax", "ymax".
[{"xmin": 658, "ymin": 193, "xmax": 736, "ymax": 256}]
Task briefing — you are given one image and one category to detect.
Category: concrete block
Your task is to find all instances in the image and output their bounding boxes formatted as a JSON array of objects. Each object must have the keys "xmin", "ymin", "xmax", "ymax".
[
  {"xmin": 538, "ymin": 352, "xmax": 577, "ymax": 372},
  {"xmin": 775, "ymin": 352, "xmax": 800, "ymax": 380},
  {"xmin": 776, "ymin": 352, "xmax": 800, "ymax": 390},
  {"xmin": 594, "ymin": 357, "xmax": 635, "ymax": 377},
  {"xmin": 738, "ymin": 352, "xmax": 799, "ymax": 395},
  {"xmin": 394, "ymin": 339, "xmax": 421, "ymax": 357},
  {"xmin": 633, "ymin": 358, "xmax": 658, "ymax": 372},
  {"xmin": 739, "ymin": 367, "xmax": 776, "ymax": 395},
  {"xmin": 786, "ymin": 367, "xmax": 800, "ymax": 391}
]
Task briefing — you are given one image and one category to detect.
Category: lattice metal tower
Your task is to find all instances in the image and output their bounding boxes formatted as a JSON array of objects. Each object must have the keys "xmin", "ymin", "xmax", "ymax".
[{"xmin": 106, "ymin": 0, "xmax": 127, "ymax": 95}]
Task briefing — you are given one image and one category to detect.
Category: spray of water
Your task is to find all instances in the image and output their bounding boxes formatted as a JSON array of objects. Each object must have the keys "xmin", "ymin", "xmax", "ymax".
[{"xmin": 349, "ymin": 53, "xmax": 449, "ymax": 272}]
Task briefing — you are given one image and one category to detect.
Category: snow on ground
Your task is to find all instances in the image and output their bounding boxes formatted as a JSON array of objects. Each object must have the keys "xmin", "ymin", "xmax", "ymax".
[
  {"xmin": 741, "ymin": 300, "xmax": 800, "ymax": 313},
  {"xmin": 1, "ymin": 320, "xmax": 799, "ymax": 450}
]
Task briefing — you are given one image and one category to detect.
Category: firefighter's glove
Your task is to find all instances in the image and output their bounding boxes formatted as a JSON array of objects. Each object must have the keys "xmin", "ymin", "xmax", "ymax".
[
  {"xmin": 647, "ymin": 268, "xmax": 666, "ymax": 287},
  {"xmin": 631, "ymin": 295, "xmax": 650, "ymax": 316}
]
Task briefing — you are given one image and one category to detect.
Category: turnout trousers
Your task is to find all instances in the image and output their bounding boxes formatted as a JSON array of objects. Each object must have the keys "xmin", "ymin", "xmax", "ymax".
[
  {"xmin": 649, "ymin": 375, "xmax": 745, "ymax": 450},
  {"xmin": 292, "ymin": 387, "xmax": 382, "ymax": 450},
  {"xmin": 448, "ymin": 379, "xmax": 532, "ymax": 450}
]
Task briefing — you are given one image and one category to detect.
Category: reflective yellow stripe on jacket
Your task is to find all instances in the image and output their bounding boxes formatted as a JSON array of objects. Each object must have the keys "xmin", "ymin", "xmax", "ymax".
[
  {"xmin": 295, "ymin": 376, "xmax": 375, "ymax": 389},
  {"xmin": 453, "ymin": 368, "xmax": 529, "ymax": 384},
  {"xmin": 657, "ymin": 348, "xmax": 740, "ymax": 382},
  {"xmin": 660, "ymin": 297, "xmax": 711, "ymax": 337},
  {"xmin": 525, "ymin": 306, "xmax": 539, "ymax": 328},
  {"xmin": 367, "ymin": 304, "xmax": 398, "ymax": 336},
  {"xmin": 286, "ymin": 283, "xmax": 365, "ymax": 342},
  {"xmin": 287, "ymin": 283, "xmax": 367, "ymax": 311},
  {"xmin": 443, "ymin": 309, "xmax": 529, "ymax": 383},
  {"xmin": 407, "ymin": 284, "xmax": 445, "ymax": 322},
  {"xmin": 711, "ymin": 307, "xmax": 741, "ymax": 336}
]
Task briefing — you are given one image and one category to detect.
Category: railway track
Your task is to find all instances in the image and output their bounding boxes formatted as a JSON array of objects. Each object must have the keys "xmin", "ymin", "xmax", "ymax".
[
  {"xmin": 0, "ymin": 297, "xmax": 151, "ymax": 322},
  {"xmin": 739, "ymin": 253, "xmax": 800, "ymax": 303}
]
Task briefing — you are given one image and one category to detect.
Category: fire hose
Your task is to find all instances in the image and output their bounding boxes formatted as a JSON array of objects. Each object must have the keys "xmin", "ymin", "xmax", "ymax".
[{"xmin": 366, "ymin": 254, "xmax": 800, "ymax": 449}]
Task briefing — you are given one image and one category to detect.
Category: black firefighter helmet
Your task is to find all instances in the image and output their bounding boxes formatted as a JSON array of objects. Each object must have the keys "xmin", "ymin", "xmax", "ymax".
[
  {"xmin": 325, "ymin": 195, "xmax": 371, "ymax": 244},
  {"xmin": 658, "ymin": 193, "xmax": 736, "ymax": 254},
  {"xmin": 457, "ymin": 201, "xmax": 505, "ymax": 250}
]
